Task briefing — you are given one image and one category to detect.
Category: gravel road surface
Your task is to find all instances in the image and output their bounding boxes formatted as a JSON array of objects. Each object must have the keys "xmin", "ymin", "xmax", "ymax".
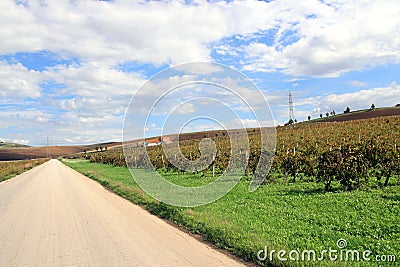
[{"xmin": 0, "ymin": 159, "xmax": 244, "ymax": 267}]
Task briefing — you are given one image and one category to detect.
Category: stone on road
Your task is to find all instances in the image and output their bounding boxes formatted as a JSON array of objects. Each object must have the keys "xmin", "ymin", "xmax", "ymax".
[{"xmin": 0, "ymin": 159, "xmax": 244, "ymax": 266}]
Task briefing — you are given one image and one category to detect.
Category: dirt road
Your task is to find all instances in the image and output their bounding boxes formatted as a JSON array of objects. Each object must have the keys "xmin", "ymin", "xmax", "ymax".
[{"xmin": 0, "ymin": 159, "xmax": 244, "ymax": 266}]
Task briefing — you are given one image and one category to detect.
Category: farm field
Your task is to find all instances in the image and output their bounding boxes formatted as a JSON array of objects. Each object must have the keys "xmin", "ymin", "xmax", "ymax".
[
  {"xmin": 82, "ymin": 115, "xmax": 400, "ymax": 192},
  {"xmin": 0, "ymin": 146, "xmax": 86, "ymax": 161},
  {"xmin": 0, "ymin": 141, "xmax": 123, "ymax": 161},
  {"xmin": 315, "ymin": 106, "xmax": 400, "ymax": 123},
  {"xmin": 63, "ymin": 115, "xmax": 400, "ymax": 266},
  {"xmin": 62, "ymin": 158, "xmax": 399, "ymax": 266},
  {"xmin": 0, "ymin": 158, "xmax": 49, "ymax": 182},
  {"xmin": 3, "ymin": 0, "xmax": 400, "ymax": 266}
]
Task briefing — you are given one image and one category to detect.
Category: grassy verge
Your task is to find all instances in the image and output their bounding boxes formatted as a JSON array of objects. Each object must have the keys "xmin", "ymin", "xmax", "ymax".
[
  {"xmin": 0, "ymin": 158, "xmax": 49, "ymax": 182},
  {"xmin": 61, "ymin": 159, "xmax": 399, "ymax": 266}
]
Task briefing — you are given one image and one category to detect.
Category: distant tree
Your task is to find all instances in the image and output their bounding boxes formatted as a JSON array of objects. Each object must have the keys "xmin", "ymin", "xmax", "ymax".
[
  {"xmin": 344, "ymin": 107, "xmax": 351, "ymax": 114},
  {"xmin": 370, "ymin": 103, "xmax": 375, "ymax": 110},
  {"xmin": 320, "ymin": 114, "xmax": 323, "ymax": 118},
  {"xmin": 100, "ymin": 146, "xmax": 103, "ymax": 151},
  {"xmin": 332, "ymin": 110, "xmax": 336, "ymax": 116},
  {"xmin": 308, "ymin": 115, "xmax": 311, "ymax": 121},
  {"xmin": 105, "ymin": 147, "xmax": 108, "ymax": 151},
  {"xmin": 84, "ymin": 150, "xmax": 87, "ymax": 154},
  {"xmin": 326, "ymin": 112, "xmax": 329, "ymax": 117},
  {"xmin": 95, "ymin": 147, "xmax": 99, "ymax": 151},
  {"xmin": 396, "ymin": 104, "xmax": 400, "ymax": 107},
  {"xmin": 285, "ymin": 119, "xmax": 294, "ymax": 126},
  {"xmin": 294, "ymin": 119, "xmax": 297, "ymax": 123}
]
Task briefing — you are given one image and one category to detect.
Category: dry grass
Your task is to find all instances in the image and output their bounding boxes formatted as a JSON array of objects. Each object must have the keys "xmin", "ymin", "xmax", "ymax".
[{"xmin": 0, "ymin": 159, "xmax": 49, "ymax": 182}]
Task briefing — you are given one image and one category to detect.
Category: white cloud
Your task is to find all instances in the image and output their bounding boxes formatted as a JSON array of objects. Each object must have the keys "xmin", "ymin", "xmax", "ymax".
[
  {"xmin": 1, "ymin": 0, "xmax": 398, "ymax": 76},
  {"xmin": 173, "ymin": 102, "xmax": 196, "ymax": 115},
  {"xmin": 348, "ymin": 80, "xmax": 367, "ymax": 87},
  {"xmin": 12, "ymin": 139, "xmax": 30, "ymax": 145},
  {"xmin": 1, "ymin": 0, "xmax": 399, "ymax": 145},
  {"xmin": 43, "ymin": 63, "xmax": 145, "ymax": 120},
  {"xmin": 0, "ymin": 61, "xmax": 142, "ymax": 146},
  {"xmin": 238, "ymin": 0, "xmax": 400, "ymax": 77},
  {"xmin": 0, "ymin": 105, "xmax": 125, "ymax": 146},
  {"xmin": 0, "ymin": 0, "xmax": 230, "ymax": 65},
  {"xmin": 0, "ymin": 109, "xmax": 53, "ymax": 127},
  {"xmin": 45, "ymin": 63, "xmax": 144, "ymax": 97},
  {"xmin": 174, "ymin": 63, "xmax": 223, "ymax": 75},
  {"xmin": 270, "ymin": 82, "xmax": 400, "ymax": 124},
  {"xmin": 322, "ymin": 82, "xmax": 400, "ymax": 110},
  {"xmin": 0, "ymin": 61, "xmax": 43, "ymax": 99}
]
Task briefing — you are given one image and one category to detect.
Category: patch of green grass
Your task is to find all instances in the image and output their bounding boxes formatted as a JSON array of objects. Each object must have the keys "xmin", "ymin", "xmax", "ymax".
[
  {"xmin": 61, "ymin": 159, "xmax": 399, "ymax": 266},
  {"xmin": 160, "ymin": 170, "xmax": 219, "ymax": 186},
  {"xmin": 0, "ymin": 141, "xmax": 30, "ymax": 148}
]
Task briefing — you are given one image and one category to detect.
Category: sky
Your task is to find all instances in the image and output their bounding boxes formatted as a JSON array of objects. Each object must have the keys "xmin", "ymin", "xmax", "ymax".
[{"xmin": 0, "ymin": 0, "xmax": 399, "ymax": 146}]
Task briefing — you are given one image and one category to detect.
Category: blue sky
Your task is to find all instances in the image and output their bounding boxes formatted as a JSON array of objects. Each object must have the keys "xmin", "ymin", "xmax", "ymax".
[{"xmin": 0, "ymin": 0, "xmax": 399, "ymax": 146}]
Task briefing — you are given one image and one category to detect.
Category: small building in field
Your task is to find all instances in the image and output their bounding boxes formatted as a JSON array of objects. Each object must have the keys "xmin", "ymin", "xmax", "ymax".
[
  {"xmin": 144, "ymin": 138, "xmax": 162, "ymax": 147},
  {"xmin": 161, "ymin": 136, "xmax": 172, "ymax": 144},
  {"xmin": 144, "ymin": 137, "xmax": 173, "ymax": 147}
]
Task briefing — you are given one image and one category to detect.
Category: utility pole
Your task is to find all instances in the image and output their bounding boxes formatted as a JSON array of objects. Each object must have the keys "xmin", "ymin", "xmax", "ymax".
[
  {"xmin": 47, "ymin": 136, "xmax": 50, "ymax": 158},
  {"xmin": 289, "ymin": 91, "xmax": 294, "ymax": 122}
]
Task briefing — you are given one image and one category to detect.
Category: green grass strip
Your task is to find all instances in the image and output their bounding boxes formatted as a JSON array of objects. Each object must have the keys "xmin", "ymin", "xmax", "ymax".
[{"xmin": 61, "ymin": 159, "xmax": 399, "ymax": 267}]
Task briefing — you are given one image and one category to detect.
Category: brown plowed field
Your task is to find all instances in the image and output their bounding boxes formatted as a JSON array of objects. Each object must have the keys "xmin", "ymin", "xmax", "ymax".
[
  {"xmin": 0, "ymin": 146, "xmax": 86, "ymax": 161},
  {"xmin": 316, "ymin": 107, "xmax": 400, "ymax": 123}
]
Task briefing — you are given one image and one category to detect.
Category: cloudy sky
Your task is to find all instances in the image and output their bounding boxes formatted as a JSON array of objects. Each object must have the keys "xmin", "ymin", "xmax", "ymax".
[{"xmin": 0, "ymin": 0, "xmax": 399, "ymax": 146}]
